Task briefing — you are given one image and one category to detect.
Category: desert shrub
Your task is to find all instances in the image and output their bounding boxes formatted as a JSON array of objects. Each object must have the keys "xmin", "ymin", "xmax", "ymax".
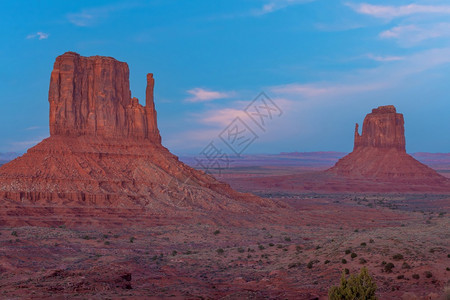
[
  {"xmin": 284, "ymin": 237, "xmax": 291, "ymax": 242},
  {"xmin": 412, "ymin": 274, "xmax": 420, "ymax": 279},
  {"xmin": 213, "ymin": 230, "xmax": 220, "ymax": 235},
  {"xmin": 384, "ymin": 263, "xmax": 395, "ymax": 273},
  {"xmin": 129, "ymin": 237, "xmax": 135, "ymax": 243},
  {"xmin": 171, "ymin": 250, "xmax": 177, "ymax": 256},
  {"xmin": 392, "ymin": 254, "xmax": 404, "ymax": 261},
  {"xmin": 258, "ymin": 245, "xmax": 265, "ymax": 250},
  {"xmin": 316, "ymin": 245, "xmax": 321, "ymax": 250},
  {"xmin": 344, "ymin": 268, "xmax": 350, "ymax": 274},
  {"xmin": 345, "ymin": 249, "xmax": 351, "ymax": 255},
  {"xmin": 359, "ymin": 258, "xmax": 367, "ymax": 264},
  {"xmin": 216, "ymin": 248, "xmax": 224, "ymax": 255},
  {"xmin": 277, "ymin": 244, "xmax": 283, "ymax": 249},
  {"xmin": 237, "ymin": 247, "xmax": 245, "ymax": 253},
  {"xmin": 397, "ymin": 275, "xmax": 404, "ymax": 279},
  {"xmin": 360, "ymin": 242, "xmax": 367, "ymax": 246},
  {"xmin": 351, "ymin": 253, "xmax": 358, "ymax": 259},
  {"xmin": 446, "ymin": 267, "xmax": 450, "ymax": 271},
  {"xmin": 401, "ymin": 262, "xmax": 411, "ymax": 269},
  {"xmin": 103, "ymin": 234, "xmax": 109, "ymax": 239},
  {"xmin": 369, "ymin": 239, "xmax": 375, "ymax": 243},
  {"xmin": 82, "ymin": 235, "xmax": 90, "ymax": 240},
  {"xmin": 307, "ymin": 261, "xmax": 314, "ymax": 269},
  {"xmin": 269, "ymin": 243, "xmax": 275, "ymax": 247},
  {"xmin": 104, "ymin": 241, "xmax": 110, "ymax": 245},
  {"xmin": 325, "ymin": 260, "xmax": 330, "ymax": 264},
  {"xmin": 424, "ymin": 271, "xmax": 433, "ymax": 278},
  {"xmin": 288, "ymin": 262, "xmax": 300, "ymax": 269},
  {"xmin": 328, "ymin": 267, "xmax": 377, "ymax": 300},
  {"xmin": 11, "ymin": 231, "xmax": 17, "ymax": 237},
  {"xmin": 342, "ymin": 259, "xmax": 347, "ymax": 264}
]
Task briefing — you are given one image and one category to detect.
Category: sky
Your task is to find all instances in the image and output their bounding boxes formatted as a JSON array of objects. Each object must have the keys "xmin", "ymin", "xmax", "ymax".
[{"xmin": 0, "ymin": 0, "xmax": 449, "ymax": 156}]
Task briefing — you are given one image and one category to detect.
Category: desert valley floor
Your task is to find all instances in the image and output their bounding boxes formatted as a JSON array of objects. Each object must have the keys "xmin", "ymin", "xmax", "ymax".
[{"xmin": 0, "ymin": 159, "xmax": 449, "ymax": 299}]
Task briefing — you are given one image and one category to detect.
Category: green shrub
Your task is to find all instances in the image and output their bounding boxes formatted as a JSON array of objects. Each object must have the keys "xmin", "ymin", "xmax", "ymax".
[
  {"xmin": 325, "ymin": 260, "xmax": 330, "ymax": 264},
  {"xmin": 345, "ymin": 249, "xmax": 351, "ymax": 255},
  {"xmin": 284, "ymin": 237, "xmax": 291, "ymax": 242},
  {"xmin": 216, "ymin": 248, "xmax": 224, "ymax": 255},
  {"xmin": 11, "ymin": 231, "xmax": 17, "ymax": 237},
  {"xmin": 328, "ymin": 267, "xmax": 377, "ymax": 300},
  {"xmin": 129, "ymin": 237, "xmax": 135, "ymax": 243},
  {"xmin": 342, "ymin": 259, "xmax": 347, "ymax": 264},
  {"xmin": 307, "ymin": 261, "xmax": 314, "ymax": 269},
  {"xmin": 351, "ymin": 253, "xmax": 358, "ymax": 259},
  {"xmin": 359, "ymin": 258, "xmax": 367, "ymax": 264},
  {"xmin": 237, "ymin": 247, "xmax": 245, "ymax": 253},
  {"xmin": 401, "ymin": 262, "xmax": 411, "ymax": 269},
  {"xmin": 424, "ymin": 271, "xmax": 433, "ymax": 278},
  {"xmin": 412, "ymin": 274, "xmax": 420, "ymax": 279},
  {"xmin": 213, "ymin": 230, "xmax": 220, "ymax": 235}
]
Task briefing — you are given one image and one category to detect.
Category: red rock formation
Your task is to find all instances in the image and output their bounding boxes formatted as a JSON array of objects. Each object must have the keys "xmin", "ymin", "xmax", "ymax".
[
  {"xmin": 0, "ymin": 52, "xmax": 271, "ymax": 214},
  {"xmin": 49, "ymin": 52, "xmax": 161, "ymax": 142},
  {"xmin": 328, "ymin": 105, "xmax": 448, "ymax": 184}
]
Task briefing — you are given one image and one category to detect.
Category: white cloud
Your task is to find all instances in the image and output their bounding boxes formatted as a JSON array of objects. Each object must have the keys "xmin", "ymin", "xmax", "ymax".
[
  {"xmin": 348, "ymin": 3, "xmax": 450, "ymax": 19},
  {"xmin": 252, "ymin": 0, "xmax": 316, "ymax": 16},
  {"xmin": 186, "ymin": 88, "xmax": 234, "ymax": 103},
  {"xmin": 380, "ymin": 23, "xmax": 450, "ymax": 45},
  {"xmin": 198, "ymin": 108, "xmax": 248, "ymax": 127},
  {"xmin": 26, "ymin": 32, "xmax": 49, "ymax": 40},
  {"xmin": 366, "ymin": 53, "xmax": 405, "ymax": 62}
]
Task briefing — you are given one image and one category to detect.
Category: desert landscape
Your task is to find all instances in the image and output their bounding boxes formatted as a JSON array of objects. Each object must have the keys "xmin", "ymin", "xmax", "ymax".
[
  {"xmin": 0, "ymin": 52, "xmax": 448, "ymax": 299},
  {"xmin": 1, "ymin": 2, "xmax": 450, "ymax": 299}
]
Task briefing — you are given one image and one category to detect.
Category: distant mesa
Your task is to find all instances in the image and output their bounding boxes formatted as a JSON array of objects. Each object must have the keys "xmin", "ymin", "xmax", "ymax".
[
  {"xmin": 328, "ymin": 105, "xmax": 447, "ymax": 183},
  {"xmin": 0, "ymin": 52, "xmax": 270, "ymax": 214}
]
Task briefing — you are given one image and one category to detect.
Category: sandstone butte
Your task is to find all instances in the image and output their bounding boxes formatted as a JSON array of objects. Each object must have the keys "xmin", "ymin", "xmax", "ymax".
[
  {"xmin": 328, "ymin": 105, "xmax": 448, "ymax": 184},
  {"xmin": 0, "ymin": 52, "xmax": 273, "ymax": 214}
]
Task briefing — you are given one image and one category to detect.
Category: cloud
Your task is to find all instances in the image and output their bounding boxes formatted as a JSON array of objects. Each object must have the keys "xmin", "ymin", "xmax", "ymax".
[
  {"xmin": 251, "ymin": 0, "xmax": 316, "ymax": 16},
  {"xmin": 270, "ymin": 82, "xmax": 386, "ymax": 98},
  {"xmin": 198, "ymin": 108, "xmax": 248, "ymax": 127},
  {"xmin": 380, "ymin": 23, "xmax": 450, "ymax": 45},
  {"xmin": 347, "ymin": 3, "xmax": 450, "ymax": 19},
  {"xmin": 26, "ymin": 32, "xmax": 49, "ymax": 40},
  {"xmin": 366, "ymin": 54, "xmax": 405, "ymax": 62},
  {"xmin": 67, "ymin": 3, "xmax": 140, "ymax": 27},
  {"xmin": 186, "ymin": 88, "xmax": 234, "ymax": 103}
]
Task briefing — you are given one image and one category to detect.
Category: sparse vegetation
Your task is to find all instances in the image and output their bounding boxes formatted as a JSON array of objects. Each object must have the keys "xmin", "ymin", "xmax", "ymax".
[
  {"xmin": 392, "ymin": 254, "xmax": 404, "ymax": 261},
  {"xmin": 424, "ymin": 271, "xmax": 433, "ymax": 278},
  {"xmin": 328, "ymin": 267, "xmax": 377, "ymax": 300},
  {"xmin": 342, "ymin": 259, "xmax": 347, "ymax": 264},
  {"xmin": 11, "ymin": 231, "xmax": 18, "ymax": 237},
  {"xmin": 412, "ymin": 274, "xmax": 420, "ymax": 279},
  {"xmin": 345, "ymin": 249, "xmax": 351, "ymax": 255},
  {"xmin": 351, "ymin": 252, "xmax": 357, "ymax": 259},
  {"xmin": 284, "ymin": 237, "xmax": 291, "ymax": 242},
  {"xmin": 213, "ymin": 230, "xmax": 220, "ymax": 235},
  {"xmin": 129, "ymin": 237, "xmax": 135, "ymax": 243},
  {"xmin": 384, "ymin": 263, "xmax": 395, "ymax": 273},
  {"xmin": 216, "ymin": 248, "xmax": 224, "ymax": 255}
]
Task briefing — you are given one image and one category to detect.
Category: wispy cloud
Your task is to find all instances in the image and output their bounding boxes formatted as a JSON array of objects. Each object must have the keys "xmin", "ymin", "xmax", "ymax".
[
  {"xmin": 380, "ymin": 23, "xmax": 450, "ymax": 45},
  {"xmin": 186, "ymin": 88, "xmax": 234, "ymax": 103},
  {"xmin": 252, "ymin": 0, "xmax": 316, "ymax": 16},
  {"xmin": 270, "ymin": 82, "xmax": 386, "ymax": 98},
  {"xmin": 366, "ymin": 53, "xmax": 405, "ymax": 62},
  {"xmin": 26, "ymin": 32, "xmax": 49, "ymax": 40},
  {"xmin": 67, "ymin": 3, "xmax": 140, "ymax": 27},
  {"xmin": 198, "ymin": 108, "xmax": 248, "ymax": 127},
  {"xmin": 347, "ymin": 3, "xmax": 450, "ymax": 19}
]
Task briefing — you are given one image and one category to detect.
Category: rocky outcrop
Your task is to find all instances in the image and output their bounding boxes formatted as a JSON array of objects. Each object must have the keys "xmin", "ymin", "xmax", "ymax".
[
  {"xmin": 353, "ymin": 105, "xmax": 405, "ymax": 151},
  {"xmin": 49, "ymin": 52, "xmax": 161, "ymax": 142},
  {"xmin": 0, "ymin": 52, "xmax": 272, "ymax": 215},
  {"xmin": 328, "ymin": 105, "xmax": 447, "ymax": 184}
]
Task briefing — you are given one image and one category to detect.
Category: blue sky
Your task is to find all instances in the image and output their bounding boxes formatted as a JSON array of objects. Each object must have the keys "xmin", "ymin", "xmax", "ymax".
[{"xmin": 0, "ymin": 0, "xmax": 449, "ymax": 155}]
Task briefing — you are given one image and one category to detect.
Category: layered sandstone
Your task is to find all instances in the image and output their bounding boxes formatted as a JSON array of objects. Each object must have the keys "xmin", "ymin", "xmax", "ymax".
[
  {"xmin": 328, "ymin": 105, "xmax": 447, "ymax": 183},
  {"xmin": 0, "ymin": 52, "xmax": 271, "ymax": 214},
  {"xmin": 49, "ymin": 52, "xmax": 161, "ymax": 142}
]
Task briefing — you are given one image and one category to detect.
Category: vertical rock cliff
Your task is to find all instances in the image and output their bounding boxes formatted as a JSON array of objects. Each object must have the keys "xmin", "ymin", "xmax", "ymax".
[{"xmin": 49, "ymin": 52, "xmax": 161, "ymax": 142}]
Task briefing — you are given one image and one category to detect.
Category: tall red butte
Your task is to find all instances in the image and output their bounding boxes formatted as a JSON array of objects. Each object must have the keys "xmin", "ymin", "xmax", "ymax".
[
  {"xmin": 328, "ymin": 105, "xmax": 447, "ymax": 184},
  {"xmin": 0, "ymin": 52, "xmax": 271, "ymax": 218}
]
